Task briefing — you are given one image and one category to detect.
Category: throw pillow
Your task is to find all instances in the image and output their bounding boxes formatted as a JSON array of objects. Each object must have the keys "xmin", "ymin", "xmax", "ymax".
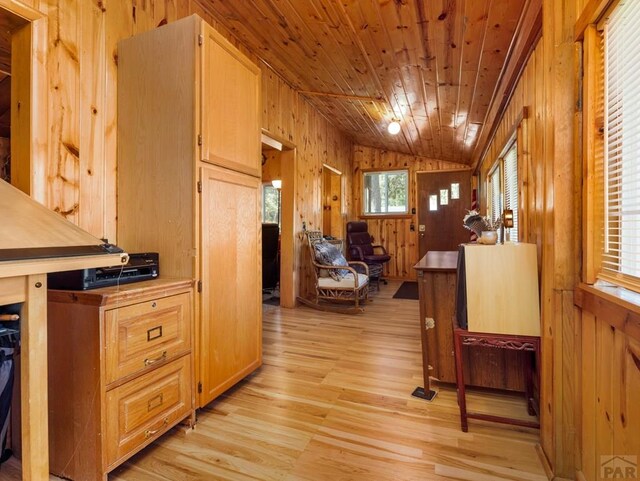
[{"xmin": 314, "ymin": 241, "xmax": 350, "ymax": 280}]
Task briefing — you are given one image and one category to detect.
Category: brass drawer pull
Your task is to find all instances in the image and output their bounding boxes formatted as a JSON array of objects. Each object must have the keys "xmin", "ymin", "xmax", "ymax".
[
  {"xmin": 144, "ymin": 351, "xmax": 167, "ymax": 366},
  {"xmin": 144, "ymin": 417, "xmax": 169, "ymax": 438},
  {"xmin": 147, "ymin": 325, "xmax": 163, "ymax": 341}
]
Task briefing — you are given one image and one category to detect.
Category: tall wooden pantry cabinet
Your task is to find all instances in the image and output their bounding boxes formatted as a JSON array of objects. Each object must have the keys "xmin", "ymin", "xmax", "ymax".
[{"xmin": 117, "ymin": 15, "xmax": 262, "ymax": 408}]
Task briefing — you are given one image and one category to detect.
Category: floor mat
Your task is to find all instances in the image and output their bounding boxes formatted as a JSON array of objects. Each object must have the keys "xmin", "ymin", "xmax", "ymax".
[{"xmin": 392, "ymin": 281, "xmax": 419, "ymax": 300}]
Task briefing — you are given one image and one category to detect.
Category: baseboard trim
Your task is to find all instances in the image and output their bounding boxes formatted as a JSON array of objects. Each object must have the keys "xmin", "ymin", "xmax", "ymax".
[{"xmin": 536, "ymin": 444, "xmax": 554, "ymax": 480}]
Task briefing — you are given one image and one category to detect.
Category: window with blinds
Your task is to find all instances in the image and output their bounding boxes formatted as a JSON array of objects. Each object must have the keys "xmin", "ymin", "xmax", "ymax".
[
  {"xmin": 485, "ymin": 138, "xmax": 519, "ymax": 243},
  {"xmin": 601, "ymin": 0, "xmax": 640, "ymax": 285},
  {"xmin": 503, "ymin": 142, "xmax": 519, "ymax": 242},
  {"xmin": 489, "ymin": 165, "xmax": 502, "ymax": 226}
]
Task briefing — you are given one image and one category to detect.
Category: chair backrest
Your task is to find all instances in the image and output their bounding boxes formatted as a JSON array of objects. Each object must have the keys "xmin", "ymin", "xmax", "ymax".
[
  {"xmin": 346, "ymin": 221, "xmax": 374, "ymax": 257},
  {"xmin": 305, "ymin": 231, "xmax": 324, "ymax": 282},
  {"xmin": 262, "ymin": 223, "xmax": 280, "ymax": 289}
]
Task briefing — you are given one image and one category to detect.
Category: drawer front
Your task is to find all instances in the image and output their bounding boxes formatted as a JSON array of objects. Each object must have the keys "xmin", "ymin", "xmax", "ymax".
[
  {"xmin": 105, "ymin": 292, "xmax": 191, "ymax": 384},
  {"xmin": 105, "ymin": 355, "xmax": 192, "ymax": 468}
]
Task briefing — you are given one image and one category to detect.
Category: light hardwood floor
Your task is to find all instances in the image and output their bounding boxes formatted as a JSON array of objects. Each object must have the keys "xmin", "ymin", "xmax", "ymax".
[{"xmin": 1, "ymin": 280, "xmax": 546, "ymax": 480}]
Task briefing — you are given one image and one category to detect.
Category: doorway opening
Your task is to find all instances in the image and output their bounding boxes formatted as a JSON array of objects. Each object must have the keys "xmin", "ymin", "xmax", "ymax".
[
  {"xmin": 321, "ymin": 164, "xmax": 343, "ymax": 240},
  {"xmin": 261, "ymin": 132, "xmax": 297, "ymax": 308},
  {"xmin": 0, "ymin": 9, "xmax": 28, "ymax": 186}
]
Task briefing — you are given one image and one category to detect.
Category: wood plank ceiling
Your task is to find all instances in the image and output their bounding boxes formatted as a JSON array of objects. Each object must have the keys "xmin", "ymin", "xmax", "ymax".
[{"xmin": 200, "ymin": 0, "xmax": 532, "ymax": 165}]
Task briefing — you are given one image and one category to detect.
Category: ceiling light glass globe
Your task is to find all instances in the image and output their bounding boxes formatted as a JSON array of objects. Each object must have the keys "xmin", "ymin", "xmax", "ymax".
[{"xmin": 387, "ymin": 121, "xmax": 401, "ymax": 135}]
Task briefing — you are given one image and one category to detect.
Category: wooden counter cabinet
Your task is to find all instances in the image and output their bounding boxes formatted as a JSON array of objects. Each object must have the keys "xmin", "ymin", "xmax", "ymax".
[
  {"xmin": 414, "ymin": 251, "xmax": 528, "ymax": 391},
  {"xmin": 47, "ymin": 279, "xmax": 195, "ymax": 481}
]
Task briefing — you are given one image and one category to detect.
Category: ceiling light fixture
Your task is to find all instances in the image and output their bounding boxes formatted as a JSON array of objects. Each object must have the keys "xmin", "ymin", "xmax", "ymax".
[{"xmin": 387, "ymin": 120, "xmax": 401, "ymax": 135}]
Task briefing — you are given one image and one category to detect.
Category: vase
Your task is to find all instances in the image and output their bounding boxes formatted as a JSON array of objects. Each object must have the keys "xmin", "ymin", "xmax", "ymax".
[{"xmin": 479, "ymin": 230, "xmax": 498, "ymax": 245}]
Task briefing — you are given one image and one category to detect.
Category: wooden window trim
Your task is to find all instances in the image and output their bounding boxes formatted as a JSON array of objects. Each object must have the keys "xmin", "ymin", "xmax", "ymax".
[
  {"xmin": 575, "ymin": 0, "xmax": 621, "ymax": 40},
  {"xmin": 358, "ymin": 214, "xmax": 413, "ymax": 220},
  {"xmin": 575, "ymin": 283, "xmax": 640, "ymax": 343},
  {"xmin": 361, "ymin": 168, "xmax": 410, "ymax": 216}
]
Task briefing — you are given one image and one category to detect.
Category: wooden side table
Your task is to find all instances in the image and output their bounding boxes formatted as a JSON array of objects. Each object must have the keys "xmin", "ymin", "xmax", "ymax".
[{"xmin": 453, "ymin": 327, "xmax": 541, "ymax": 432}]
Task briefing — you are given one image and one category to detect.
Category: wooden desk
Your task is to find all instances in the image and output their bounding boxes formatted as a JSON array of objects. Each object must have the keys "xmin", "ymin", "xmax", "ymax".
[
  {"xmin": 0, "ymin": 254, "xmax": 127, "ymax": 480},
  {"xmin": 0, "ymin": 177, "xmax": 128, "ymax": 480},
  {"xmin": 413, "ymin": 251, "xmax": 528, "ymax": 392}
]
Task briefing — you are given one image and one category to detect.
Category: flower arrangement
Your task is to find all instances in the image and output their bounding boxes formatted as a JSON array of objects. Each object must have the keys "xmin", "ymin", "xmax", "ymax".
[{"xmin": 462, "ymin": 210, "xmax": 502, "ymax": 237}]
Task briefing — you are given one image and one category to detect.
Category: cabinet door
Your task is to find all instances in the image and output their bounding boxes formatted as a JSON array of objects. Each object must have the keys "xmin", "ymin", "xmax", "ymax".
[
  {"xmin": 200, "ymin": 23, "xmax": 261, "ymax": 177},
  {"xmin": 199, "ymin": 165, "xmax": 262, "ymax": 406}
]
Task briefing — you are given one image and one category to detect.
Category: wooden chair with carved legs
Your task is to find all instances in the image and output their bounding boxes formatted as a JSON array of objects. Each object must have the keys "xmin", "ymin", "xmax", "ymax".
[{"xmin": 297, "ymin": 231, "xmax": 370, "ymax": 314}]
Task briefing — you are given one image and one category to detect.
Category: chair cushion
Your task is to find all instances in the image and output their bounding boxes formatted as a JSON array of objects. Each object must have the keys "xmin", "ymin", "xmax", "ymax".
[
  {"xmin": 363, "ymin": 253, "xmax": 391, "ymax": 263},
  {"xmin": 318, "ymin": 273, "xmax": 369, "ymax": 289},
  {"xmin": 314, "ymin": 241, "xmax": 350, "ymax": 280},
  {"xmin": 347, "ymin": 231, "xmax": 373, "ymax": 247}
]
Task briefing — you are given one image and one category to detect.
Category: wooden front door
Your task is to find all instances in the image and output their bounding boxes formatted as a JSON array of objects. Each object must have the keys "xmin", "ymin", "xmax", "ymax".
[{"xmin": 417, "ymin": 170, "xmax": 472, "ymax": 258}]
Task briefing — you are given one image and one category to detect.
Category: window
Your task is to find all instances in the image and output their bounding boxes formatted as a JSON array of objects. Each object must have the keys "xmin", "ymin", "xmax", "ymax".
[
  {"xmin": 363, "ymin": 170, "xmax": 409, "ymax": 215},
  {"xmin": 503, "ymin": 142, "xmax": 519, "ymax": 242},
  {"xmin": 262, "ymin": 184, "xmax": 281, "ymax": 228},
  {"xmin": 600, "ymin": 0, "xmax": 640, "ymax": 284},
  {"xmin": 486, "ymin": 139, "xmax": 519, "ymax": 242},
  {"xmin": 488, "ymin": 164, "xmax": 502, "ymax": 226}
]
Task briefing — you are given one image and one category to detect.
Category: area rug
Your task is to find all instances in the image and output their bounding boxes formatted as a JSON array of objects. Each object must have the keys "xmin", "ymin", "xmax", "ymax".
[
  {"xmin": 392, "ymin": 281, "xmax": 419, "ymax": 300},
  {"xmin": 262, "ymin": 294, "xmax": 280, "ymax": 306}
]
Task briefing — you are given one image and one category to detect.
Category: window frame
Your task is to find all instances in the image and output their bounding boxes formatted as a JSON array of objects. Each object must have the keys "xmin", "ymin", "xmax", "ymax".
[
  {"xmin": 582, "ymin": 0, "xmax": 640, "ymax": 292},
  {"xmin": 485, "ymin": 134, "xmax": 520, "ymax": 243},
  {"xmin": 360, "ymin": 168, "xmax": 410, "ymax": 217}
]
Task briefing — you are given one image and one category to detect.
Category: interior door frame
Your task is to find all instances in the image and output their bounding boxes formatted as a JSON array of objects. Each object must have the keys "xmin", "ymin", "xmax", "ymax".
[
  {"xmin": 3, "ymin": 1, "xmax": 47, "ymax": 202},
  {"xmin": 261, "ymin": 129, "xmax": 297, "ymax": 308},
  {"xmin": 415, "ymin": 167, "xmax": 472, "ymax": 259},
  {"xmin": 321, "ymin": 163, "xmax": 343, "ymax": 239}
]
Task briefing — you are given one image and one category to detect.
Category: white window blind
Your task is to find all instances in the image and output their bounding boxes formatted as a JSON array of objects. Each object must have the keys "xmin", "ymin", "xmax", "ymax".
[
  {"xmin": 503, "ymin": 143, "xmax": 519, "ymax": 242},
  {"xmin": 602, "ymin": 0, "xmax": 640, "ymax": 283},
  {"xmin": 489, "ymin": 166, "xmax": 502, "ymax": 226}
]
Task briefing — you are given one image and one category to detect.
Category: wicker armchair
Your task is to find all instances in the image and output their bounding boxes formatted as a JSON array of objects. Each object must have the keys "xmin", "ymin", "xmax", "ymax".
[{"xmin": 300, "ymin": 231, "xmax": 370, "ymax": 313}]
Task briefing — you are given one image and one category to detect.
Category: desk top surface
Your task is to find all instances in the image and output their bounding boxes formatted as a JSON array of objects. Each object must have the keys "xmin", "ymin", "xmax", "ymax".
[{"xmin": 413, "ymin": 251, "xmax": 458, "ymax": 272}]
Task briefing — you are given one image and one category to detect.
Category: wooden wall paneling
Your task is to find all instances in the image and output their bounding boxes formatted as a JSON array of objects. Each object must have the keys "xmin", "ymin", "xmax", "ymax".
[
  {"xmin": 595, "ymin": 316, "xmax": 615, "ymax": 467},
  {"xmin": 261, "ymin": 149, "xmax": 281, "ymax": 182},
  {"xmin": 579, "ymin": 310, "xmax": 597, "ymax": 480},
  {"xmin": 280, "ymin": 148, "xmax": 297, "ymax": 308},
  {"xmin": 104, "ymin": 0, "xmax": 135, "ymax": 243},
  {"xmin": 78, "ymin": 0, "xmax": 106, "ymax": 239},
  {"xmin": 576, "ymin": 286, "xmax": 640, "ymax": 481},
  {"xmin": 543, "ymin": 0, "xmax": 580, "ymax": 475},
  {"xmin": 43, "ymin": 0, "xmax": 80, "ymax": 226},
  {"xmin": 278, "ymin": 74, "xmax": 297, "ymax": 143},
  {"xmin": 541, "ymin": 0, "xmax": 557, "ymax": 464},
  {"xmin": 261, "ymin": 69, "xmax": 277, "ymax": 135},
  {"xmin": 616, "ymin": 335, "xmax": 640, "ymax": 468}
]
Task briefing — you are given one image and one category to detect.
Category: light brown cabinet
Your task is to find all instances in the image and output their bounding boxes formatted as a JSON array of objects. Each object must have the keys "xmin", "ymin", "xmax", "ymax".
[
  {"xmin": 117, "ymin": 15, "xmax": 262, "ymax": 409},
  {"xmin": 47, "ymin": 279, "xmax": 195, "ymax": 481}
]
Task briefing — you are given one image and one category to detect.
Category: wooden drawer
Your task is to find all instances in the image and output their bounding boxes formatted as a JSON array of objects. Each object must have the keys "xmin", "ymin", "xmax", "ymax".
[
  {"xmin": 105, "ymin": 292, "xmax": 191, "ymax": 384},
  {"xmin": 105, "ymin": 354, "xmax": 191, "ymax": 468}
]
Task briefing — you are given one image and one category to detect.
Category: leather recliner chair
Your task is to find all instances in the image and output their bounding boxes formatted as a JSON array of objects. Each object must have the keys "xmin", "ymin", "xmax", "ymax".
[{"xmin": 346, "ymin": 221, "xmax": 390, "ymax": 287}]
